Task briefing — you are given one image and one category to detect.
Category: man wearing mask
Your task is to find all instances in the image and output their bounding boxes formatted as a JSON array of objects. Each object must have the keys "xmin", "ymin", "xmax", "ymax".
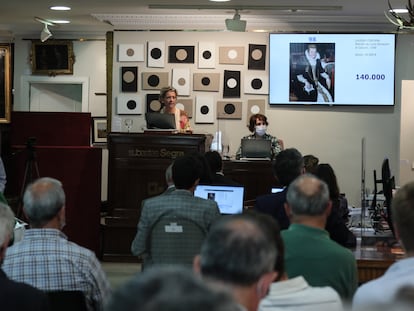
[{"xmin": 236, "ymin": 114, "xmax": 284, "ymax": 160}]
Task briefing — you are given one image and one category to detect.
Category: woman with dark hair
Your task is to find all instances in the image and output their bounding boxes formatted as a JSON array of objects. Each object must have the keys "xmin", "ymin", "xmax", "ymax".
[
  {"xmin": 315, "ymin": 163, "xmax": 356, "ymax": 247},
  {"xmin": 235, "ymin": 113, "xmax": 284, "ymax": 160}
]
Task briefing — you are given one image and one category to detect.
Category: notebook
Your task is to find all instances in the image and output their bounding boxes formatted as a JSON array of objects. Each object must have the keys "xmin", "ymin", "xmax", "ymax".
[
  {"xmin": 240, "ymin": 138, "xmax": 271, "ymax": 160},
  {"xmin": 194, "ymin": 185, "xmax": 244, "ymax": 215}
]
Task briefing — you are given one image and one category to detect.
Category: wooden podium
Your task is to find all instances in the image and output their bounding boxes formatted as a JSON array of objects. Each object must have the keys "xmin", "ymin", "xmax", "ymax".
[{"xmin": 102, "ymin": 132, "xmax": 210, "ymax": 261}]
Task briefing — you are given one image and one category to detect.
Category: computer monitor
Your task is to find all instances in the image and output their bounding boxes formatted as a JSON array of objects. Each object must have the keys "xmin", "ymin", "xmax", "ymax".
[
  {"xmin": 240, "ymin": 139, "xmax": 271, "ymax": 159},
  {"xmin": 145, "ymin": 112, "xmax": 176, "ymax": 129},
  {"xmin": 194, "ymin": 185, "xmax": 244, "ymax": 215}
]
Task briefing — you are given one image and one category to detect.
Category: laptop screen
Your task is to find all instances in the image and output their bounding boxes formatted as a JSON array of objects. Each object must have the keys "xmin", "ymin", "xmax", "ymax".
[
  {"xmin": 240, "ymin": 138, "xmax": 271, "ymax": 159},
  {"xmin": 145, "ymin": 112, "xmax": 176, "ymax": 129},
  {"xmin": 194, "ymin": 185, "xmax": 244, "ymax": 214}
]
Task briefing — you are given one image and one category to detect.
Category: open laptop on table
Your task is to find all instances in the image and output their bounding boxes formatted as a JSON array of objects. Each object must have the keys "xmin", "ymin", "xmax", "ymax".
[
  {"xmin": 194, "ymin": 185, "xmax": 244, "ymax": 215},
  {"xmin": 240, "ymin": 138, "xmax": 271, "ymax": 160}
]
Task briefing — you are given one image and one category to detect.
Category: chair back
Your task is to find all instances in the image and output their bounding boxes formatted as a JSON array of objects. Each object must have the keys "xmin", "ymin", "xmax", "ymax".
[
  {"xmin": 146, "ymin": 214, "xmax": 206, "ymax": 269},
  {"xmin": 46, "ymin": 290, "xmax": 88, "ymax": 311}
]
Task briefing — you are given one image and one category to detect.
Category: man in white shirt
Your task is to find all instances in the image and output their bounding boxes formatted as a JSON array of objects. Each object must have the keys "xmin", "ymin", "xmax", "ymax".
[{"xmin": 352, "ymin": 180, "xmax": 414, "ymax": 309}]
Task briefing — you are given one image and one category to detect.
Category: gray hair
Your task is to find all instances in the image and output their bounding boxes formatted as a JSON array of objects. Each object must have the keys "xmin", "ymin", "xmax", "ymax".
[
  {"xmin": 392, "ymin": 181, "xmax": 414, "ymax": 252},
  {"xmin": 0, "ymin": 203, "xmax": 15, "ymax": 246},
  {"xmin": 105, "ymin": 266, "xmax": 239, "ymax": 311},
  {"xmin": 286, "ymin": 174, "xmax": 330, "ymax": 216},
  {"xmin": 199, "ymin": 213, "xmax": 277, "ymax": 286},
  {"xmin": 23, "ymin": 177, "xmax": 65, "ymax": 227}
]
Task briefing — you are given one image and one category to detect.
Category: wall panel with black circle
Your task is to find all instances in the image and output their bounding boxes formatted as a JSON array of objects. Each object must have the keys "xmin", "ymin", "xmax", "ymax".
[
  {"xmin": 193, "ymin": 73, "xmax": 220, "ymax": 92},
  {"xmin": 248, "ymin": 44, "xmax": 266, "ymax": 70},
  {"xmin": 244, "ymin": 73, "xmax": 268, "ymax": 95},
  {"xmin": 198, "ymin": 42, "xmax": 216, "ymax": 69},
  {"xmin": 195, "ymin": 95, "xmax": 215, "ymax": 123},
  {"xmin": 117, "ymin": 95, "xmax": 143, "ymax": 115},
  {"xmin": 121, "ymin": 67, "xmax": 138, "ymax": 92},
  {"xmin": 217, "ymin": 101, "xmax": 242, "ymax": 119},
  {"xmin": 147, "ymin": 41, "xmax": 165, "ymax": 68},
  {"xmin": 223, "ymin": 70, "xmax": 241, "ymax": 98},
  {"xmin": 168, "ymin": 46, "xmax": 195, "ymax": 63},
  {"xmin": 142, "ymin": 72, "xmax": 169, "ymax": 90}
]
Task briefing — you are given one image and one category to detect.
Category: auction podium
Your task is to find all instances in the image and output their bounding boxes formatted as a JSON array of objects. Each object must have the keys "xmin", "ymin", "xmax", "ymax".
[{"xmin": 102, "ymin": 132, "xmax": 210, "ymax": 261}]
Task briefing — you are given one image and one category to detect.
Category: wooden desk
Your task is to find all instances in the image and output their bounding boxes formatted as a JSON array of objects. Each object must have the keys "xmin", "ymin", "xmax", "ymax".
[{"xmin": 353, "ymin": 242, "xmax": 404, "ymax": 284}]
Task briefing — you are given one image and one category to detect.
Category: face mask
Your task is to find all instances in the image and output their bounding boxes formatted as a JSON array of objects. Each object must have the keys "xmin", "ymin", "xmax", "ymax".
[{"xmin": 255, "ymin": 125, "xmax": 267, "ymax": 136}]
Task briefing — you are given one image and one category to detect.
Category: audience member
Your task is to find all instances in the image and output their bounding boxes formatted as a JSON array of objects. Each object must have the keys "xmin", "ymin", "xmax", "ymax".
[
  {"xmin": 191, "ymin": 152, "xmax": 213, "ymax": 184},
  {"xmin": 315, "ymin": 163, "xmax": 356, "ymax": 247},
  {"xmin": 256, "ymin": 212, "xmax": 344, "ymax": 311},
  {"xmin": 3, "ymin": 177, "xmax": 111, "ymax": 311},
  {"xmin": 303, "ymin": 154, "xmax": 319, "ymax": 174},
  {"xmin": 352, "ymin": 180, "xmax": 414, "ymax": 308},
  {"xmin": 204, "ymin": 151, "xmax": 241, "ymax": 186},
  {"xmin": 105, "ymin": 266, "xmax": 239, "ymax": 311},
  {"xmin": 194, "ymin": 213, "xmax": 277, "ymax": 311},
  {"xmin": 163, "ymin": 162, "xmax": 175, "ymax": 194},
  {"xmin": 131, "ymin": 155, "xmax": 221, "ymax": 266},
  {"xmin": 236, "ymin": 113, "xmax": 284, "ymax": 160},
  {"xmin": 282, "ymin": 174, "xmax": 358, "ymax": 301},
  {"xmin": 255, "ymin": 148, "xmax": 304, "ymax": 229},
  {"xmin": 0, "ymin": 202, "xmax": 50, "ymax": 311}
]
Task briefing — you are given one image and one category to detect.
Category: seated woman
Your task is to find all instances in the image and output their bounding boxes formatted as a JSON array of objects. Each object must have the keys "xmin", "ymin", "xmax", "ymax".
[
  {"xmin": 315, "ymin": 163, "xmax": 356, "ymax": 247},
  {"xmin": 159, "ymin": 86, "xmax": 191, "ymax": 131},
  {"xmin": 235, "ymin": 113, "xmax": 283, "ymax": 160}
]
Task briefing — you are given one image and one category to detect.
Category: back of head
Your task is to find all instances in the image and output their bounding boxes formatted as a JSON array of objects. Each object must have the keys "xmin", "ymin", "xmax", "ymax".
[
  {"xmin": 204, "ymin": 151, "xmax": 222, "ymax": 173},
  {"xmin": 303, "ymin": 154, "xmax": 319, "ymax": 174},
  {"xmin": 286, "ymin": 174, "xmax": 330, "ymax": 216},
  {"xmin": 392, "ymin": 181, "xmax": 414, "ymax": 252},
  {"xmin": 0, "ymin": 203, "xmax": 15, "ymax": 247},
  {"xmin": 199, "ymin": 213, "xmax": 277, "ymax": 286},
  {"xmin": 315, "ymin": 163, "xmax": 340, "ymax": 200},
  {"xmin": 105, "ymin": 266, "xmax": 239, "ymax": 311},
  {"xmin": 23, "ymin": 177, "xmax": 65, "ymax": 227},
  {"xmin": 172, "ymin": 155, "xmax": 203, "ymax": 189},
  {"xmin": 273, "ymin": 148, "xmax": 304, "ymax": 186}
]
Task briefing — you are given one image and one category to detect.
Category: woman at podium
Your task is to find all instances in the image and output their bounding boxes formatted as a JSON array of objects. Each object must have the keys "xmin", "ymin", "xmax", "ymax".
[{"xmin": 159, "ymin": 86, "xmax": 191, "ymax": 132}]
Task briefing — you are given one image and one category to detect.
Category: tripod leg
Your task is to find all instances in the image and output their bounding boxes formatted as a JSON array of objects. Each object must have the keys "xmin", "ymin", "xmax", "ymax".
[{"xmin": 16, "ymin": 160, "xmax": 31, "ymax": 219}]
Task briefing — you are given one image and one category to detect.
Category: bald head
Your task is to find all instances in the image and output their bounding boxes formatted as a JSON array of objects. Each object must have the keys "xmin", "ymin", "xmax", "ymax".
[{"xmin": 286, "ymin": 174, "xmax": 330, "ymax": 216}]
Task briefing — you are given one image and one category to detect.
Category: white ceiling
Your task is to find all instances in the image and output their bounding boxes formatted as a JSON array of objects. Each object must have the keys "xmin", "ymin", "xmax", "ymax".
[{"xmin": 0, "ymin": 0, "xmax": 411, "ymax": 39}]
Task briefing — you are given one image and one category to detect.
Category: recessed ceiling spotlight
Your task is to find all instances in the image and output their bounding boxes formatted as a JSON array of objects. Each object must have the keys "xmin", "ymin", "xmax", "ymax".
[
  {"xmin": 50, "ymin": 6, "xmax": 71, "ymax": 11},
  {"xmin": 209, "ymin": 0, "xmax": 231, "ymax": 2}
]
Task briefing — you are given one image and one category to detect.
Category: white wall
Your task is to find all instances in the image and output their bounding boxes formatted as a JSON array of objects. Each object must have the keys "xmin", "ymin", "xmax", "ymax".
[{"xmin": 12, "ymin": 33, "xmax": 414, "ymax": 207}]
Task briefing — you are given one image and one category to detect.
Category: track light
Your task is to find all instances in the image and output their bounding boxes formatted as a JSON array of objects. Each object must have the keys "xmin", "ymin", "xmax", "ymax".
[
  {"xmin": 40, "ymin": 23, "xmax": 52, "ymax": 42},
  {"xmin": 225, "ymin": 9, "xmax": 246, "ymax": 32}
]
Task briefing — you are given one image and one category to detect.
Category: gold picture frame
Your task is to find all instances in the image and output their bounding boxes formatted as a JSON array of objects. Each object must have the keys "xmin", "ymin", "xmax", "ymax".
[
  {"xmin": 0, "ymin": 45, "xmax": 11, "ymax": 123},
  {"xmin": 31, "ymin": 40, "xmax": 75, "ymax": 76}
]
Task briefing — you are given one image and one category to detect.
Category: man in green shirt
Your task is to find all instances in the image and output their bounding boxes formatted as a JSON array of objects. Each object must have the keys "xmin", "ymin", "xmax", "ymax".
[{"xmin": 281, "ymin": 174, "xmax": 358, "ymax": 302}]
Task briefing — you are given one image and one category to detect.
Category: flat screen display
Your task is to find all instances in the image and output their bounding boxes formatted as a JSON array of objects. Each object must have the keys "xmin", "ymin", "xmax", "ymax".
[{"xmin": 269, "ymin": 33, "xmax": 396, "ymax": 106}]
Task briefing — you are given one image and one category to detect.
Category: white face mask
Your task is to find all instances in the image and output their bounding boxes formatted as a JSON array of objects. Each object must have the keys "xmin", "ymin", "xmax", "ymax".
[{"xmin": 255, "ymin": 125, "xmax": 267, "ymax": 136}]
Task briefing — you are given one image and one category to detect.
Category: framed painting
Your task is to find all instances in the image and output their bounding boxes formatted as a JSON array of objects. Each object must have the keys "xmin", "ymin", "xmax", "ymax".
[
  {"xmin": 0, "ymin": 45, "xmax": 11, "ymax": 123},
  {"xmin": 92, "ymin": 117, "xmax": 108, "ymax": 144},
  {"xmin": 31, "ymin": 40, "xmax": 75, "ymax": 76}
]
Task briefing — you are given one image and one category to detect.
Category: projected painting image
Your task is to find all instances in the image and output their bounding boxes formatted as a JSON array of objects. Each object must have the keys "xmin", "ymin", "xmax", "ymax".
[{"xmin": 289, "ymin": 43, "xmax": 335, "ymax": 103}]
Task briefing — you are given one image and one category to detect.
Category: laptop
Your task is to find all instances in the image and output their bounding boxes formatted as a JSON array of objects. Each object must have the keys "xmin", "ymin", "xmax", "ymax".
[
  {"xmin": 194, "ymin": 185, "xmax": 244, "ymax": 215},
  {"xmin": 240, "ymin": 138, "xmax": 271, "ymax": 160}
]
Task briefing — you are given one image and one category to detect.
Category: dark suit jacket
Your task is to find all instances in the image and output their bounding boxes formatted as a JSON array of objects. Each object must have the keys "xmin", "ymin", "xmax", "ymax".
[
  {"xmin": 254, "ymin": 188, "xmax": 356, "ymax": 247},
  {"xmin": 0, "ymin": 269, "xmax": 50, "ymax": 311},
  {"xmin": 210, "ymin": 173, "xmax": 241, "ymax": 186}
]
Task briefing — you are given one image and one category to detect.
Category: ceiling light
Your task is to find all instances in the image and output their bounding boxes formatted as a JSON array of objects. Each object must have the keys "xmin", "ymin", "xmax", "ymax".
[
  {"xmin": 389, "ymin": 8, "xmax": 409, "ymax": 13},
  {"xmin": 52, "ymin": 20, "xmax": 70, "ymax": 24},
  {"xmin": 50, "ymin": 6, "xmax": 71, "ymax": 11},
  {"xmin": 225, "ymin": 9, "xmax": 246, "ymax": 32},
  {"xmin": 209, "ymin": 0, "xmax": 231, "ymax": 2},
  {"xmin": 40, "ymin": 23, "xmax": 52, "ymax": 42}
]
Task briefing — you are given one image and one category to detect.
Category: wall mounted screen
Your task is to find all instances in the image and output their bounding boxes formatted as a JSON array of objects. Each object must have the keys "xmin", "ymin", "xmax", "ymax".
[{"xmin": 269, "ymin": 33, "xmax": 396, "ymax": 106}]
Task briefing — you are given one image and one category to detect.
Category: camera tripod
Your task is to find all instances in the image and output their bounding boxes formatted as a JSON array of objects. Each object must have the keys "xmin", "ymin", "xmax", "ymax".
[{"xmin": 16, "ymin": 138, "xmax": 40, "ymax": 219}]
